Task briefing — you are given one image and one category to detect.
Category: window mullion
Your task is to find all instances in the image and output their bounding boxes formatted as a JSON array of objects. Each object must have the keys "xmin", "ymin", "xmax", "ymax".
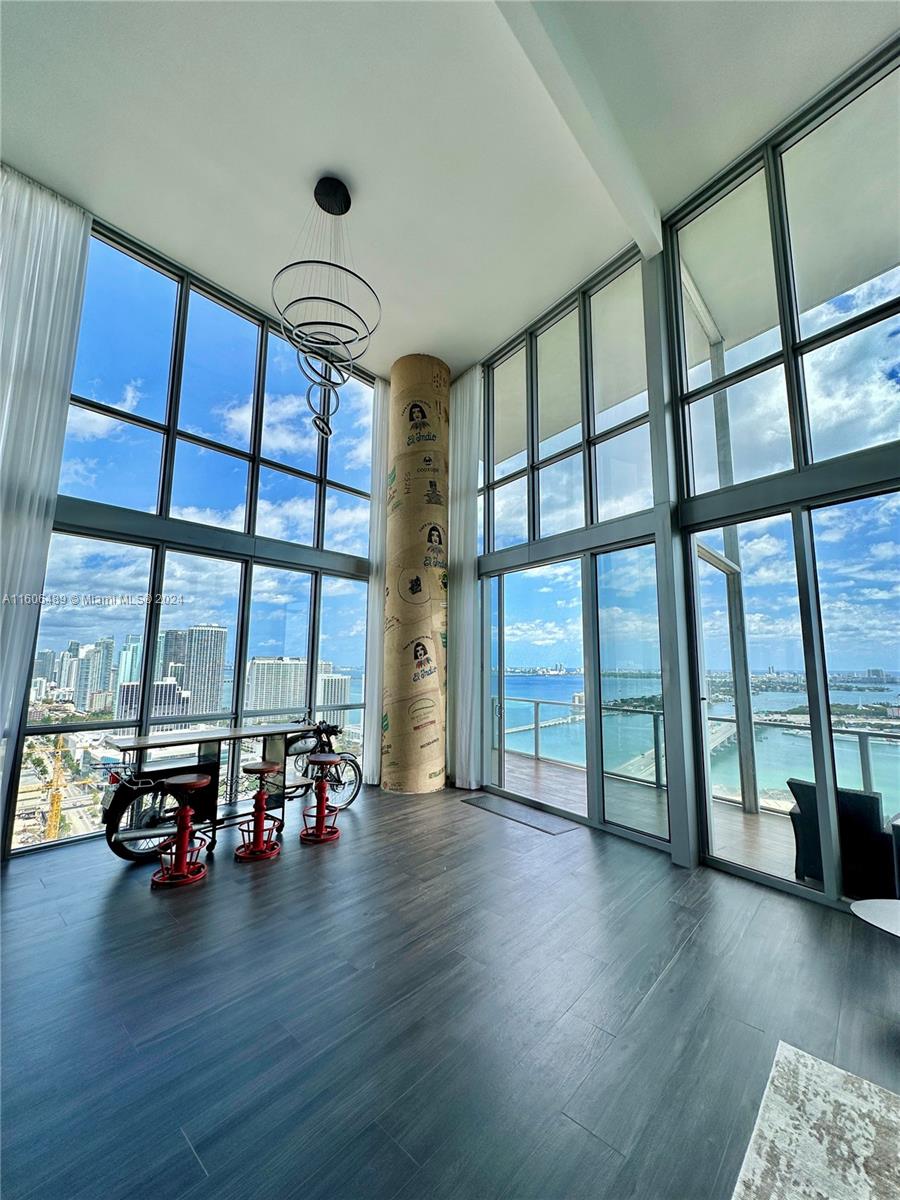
[{"xmin": 764, "ymin": 143, "xmax": 811, "ymax": 470}]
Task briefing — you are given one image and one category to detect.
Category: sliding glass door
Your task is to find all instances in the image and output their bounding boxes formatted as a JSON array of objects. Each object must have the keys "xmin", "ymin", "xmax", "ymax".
[
  {"xmin": 693, "ymin": 516, "xmax": 822, "ymax": 887},
  {"xmin": 484, "ymin": 545, "xmax": 670, "ymax": 834},
  {"xmin": 499, "ymin": 561, "xmax": 588, "ymax": 817},
  {"xmin": 596, "ymin": 544, "xmax": 668, "ymax": 838}
]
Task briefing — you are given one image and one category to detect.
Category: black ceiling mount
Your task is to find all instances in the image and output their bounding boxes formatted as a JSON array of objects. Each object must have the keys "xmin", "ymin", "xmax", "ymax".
[{"xmin": 314, "ymin": 176, "xmax": 351, "ymax": 216}]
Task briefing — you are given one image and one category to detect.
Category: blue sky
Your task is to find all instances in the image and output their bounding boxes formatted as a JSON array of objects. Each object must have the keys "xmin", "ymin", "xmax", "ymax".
[
  {"xmin": 63, "ymin": 237, "xmax": 372, "ymax": 557},
  {"xmin": 52, "ymin": 239, "xmax": 900, "ymax": 682}
]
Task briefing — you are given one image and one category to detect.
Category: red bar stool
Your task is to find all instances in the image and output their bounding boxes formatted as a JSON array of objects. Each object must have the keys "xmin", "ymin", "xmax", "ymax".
[
  {"xmin": 151, "ymin": 773, "xmax": 211, "ymax": 889},
  {"xmin": 235, "ymin": 761, "xmax": 283, "ymax": 862},
  {"xmin": 300, "ymin": 753, "xmax": 342, "ymax": 845}
]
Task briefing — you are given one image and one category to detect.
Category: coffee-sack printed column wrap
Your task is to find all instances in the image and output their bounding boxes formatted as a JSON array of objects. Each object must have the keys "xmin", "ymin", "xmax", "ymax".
[{"xmin": 380, "ymin": 354, "xmax": 450, "ymax": 793}]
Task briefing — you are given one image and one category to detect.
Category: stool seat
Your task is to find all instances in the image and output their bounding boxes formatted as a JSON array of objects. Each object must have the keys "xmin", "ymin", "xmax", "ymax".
[
  {"xmin": 242, "ymin": 760, "xmax": 281, "ymax": 776},
  {"xmin": 163, "ymin": 773, "xmax": 210, "ymax": 792},
  {"xmin": 307, "ymin": 753, "xmax": 340, "ymax": 767}
]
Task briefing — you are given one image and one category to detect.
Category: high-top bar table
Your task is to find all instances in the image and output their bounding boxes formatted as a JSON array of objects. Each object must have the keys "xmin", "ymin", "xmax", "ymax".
[{"xmin": 105, "ymin": 722, "xmax": 314, "ymax": 851}]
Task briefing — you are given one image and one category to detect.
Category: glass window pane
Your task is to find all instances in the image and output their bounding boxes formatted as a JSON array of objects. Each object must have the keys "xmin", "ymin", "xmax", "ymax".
[
  {"xmin": 803, "ymin": 314, "xmax": 900, "ymax": 462},
  {"xmin": 492, "ymin": 347, "xmax": 527, "ymax": 480},
  {"xmin": 12, "ymin": 727, "xmax": 136, "ymax": 849},
  {"xmin": 538, "ymin": 453, "xmax": 584, "ymax": 538},
  {"xmin": 142, "ymin": 721, "xmax": 233, "ymax": 802},
  {"xmin": 314, "ymin": 707, "xmax": 364, "ymax": 758},
  {"xmin": 591, "ymin": 264, "xmax": 648, "ymax": 432},
  {"xmin": 476, "ymin": 492, "xmax": 484, "ymax": 557},
  {"xmin": 256, "ymin": 466, "xmax": 316, "ymax": 545},
  {"xmin": 783, "ymin": 71, "xmax": 900, "ymax": 338},
  {"xmin": 694, "ymin": 515, "xmax": 819, "ymax": 886},
  {"xmin": 59, "ymin": 405, "xmax": 162, "ymax": 513},
  {"xmin": 597, "ymin": 544, "xmax": 668, "ymax": 838},
  {"xmin": 26, "ymin": 533, "xmax": 152, "ymax": 727},
  {"xmin": 261, "ymin": 332, "xmax": 320, "ymax": 473},
  {"xmin": 323, "ymin": 487, "xmax": 369, "ymax": 557},
  {"xmin": 246, "ymin": 566, "xmax": 312, "ymax": 712},
  {"xmin": 72, "ymin": 238, "xmax": 175, "ymax": 423},
  {"xmin": 537, "ymin": 310, "xmax": 581, "ymax": 458},
  {"xmin": 595, "ymin": 423, "xmax": 653, "ymax": 520},
  {"xmin": 493, "ymin": 476, "xmax": 528, "ymax": 550},
  {"xmin": 327, "ymin": 376, "xmax": 373, "ymax": 493},
  {"xmin": 170, "ymin": 439, "xmax": 247, "ymax": 531},
  {"xmin": 178, "ymin": 291, "xmax": 257, "ymax": 449},
  {"xmin": 317, "ymin": 577, "xmax": 368, "ymax": 711},
  {"xmin": 502, "ymin": 561, "xmax": 586, "ymax": 817},
  {"xmin": 812, "ymin": 493, "xmax": 900, "ymax": 899},
  {"xmin": 688, "ymin": 366, "xmax": 793, "ymax": 493},
  {"xmin": 153, "ymin": 551, "xmax": 241, "ymax": 717},
  {"xmin": 679, "ymin": 171, "xmax": 781, "ymax": 391}
]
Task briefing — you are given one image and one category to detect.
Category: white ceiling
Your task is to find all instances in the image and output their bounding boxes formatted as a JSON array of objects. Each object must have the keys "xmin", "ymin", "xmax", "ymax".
[{"xmin": 2, "ymin": 2, "xmax": 897, "ymax": 379}]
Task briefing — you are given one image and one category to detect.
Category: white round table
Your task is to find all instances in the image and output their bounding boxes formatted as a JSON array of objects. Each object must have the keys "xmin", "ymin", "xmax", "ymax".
[{"xmin": 850, "ymin": 899, "xmax": 900, "ymax": 937}]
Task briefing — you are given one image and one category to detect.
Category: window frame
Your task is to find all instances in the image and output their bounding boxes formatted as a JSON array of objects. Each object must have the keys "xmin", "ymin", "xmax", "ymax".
[
  {"xmin": 5, "ymin": 223, "xmax": 375, "ymax": 856},
  {"xmin": 481, "ymin": 247, "xmax": 653, "ymax": 555}
]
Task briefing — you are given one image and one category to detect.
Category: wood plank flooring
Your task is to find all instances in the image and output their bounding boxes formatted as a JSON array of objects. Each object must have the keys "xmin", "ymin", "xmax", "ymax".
[
  {"xmin": 2, "ymin": 786, "xmax": 898, "ymax": 1200},
  {"xmin": 503, "ymin": 752, "xmax": 798, "ymax": 879}
]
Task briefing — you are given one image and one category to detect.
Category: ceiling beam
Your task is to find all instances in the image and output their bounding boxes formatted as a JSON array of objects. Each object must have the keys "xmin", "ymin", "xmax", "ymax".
[{"xmin": 496, "ymin": 1, "xmax": 662, "ymax": 258}]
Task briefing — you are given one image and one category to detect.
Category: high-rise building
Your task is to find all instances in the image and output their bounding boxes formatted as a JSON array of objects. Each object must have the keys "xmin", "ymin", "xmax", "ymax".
[
  {"xmin": 182, "ymin": 625, "xmax": 227, "ymax": 714},
  {"xmin": 117, "ymin": 677, "xmax": 189, "ymax": 722},
  {"xmin": 316, "ymin": 672, "xmax": 351, "ymax": 709},
  {"xmin": 156, "ymin": 629, "xmax": 188, "ymax": 681},
  {"xmin": 74, "ymin": 647, "xmax": 95, "ymax": 712},
  {"xmin": 94, "ymin": 637, "xmax": 115, "ymax": 695},
  {"xmin": 246, "ymin": 657, "xmax": 307, "ymax": 710},
  {"xmin": 34, "ymin": 650, "xmax": 55, "ymax": 684},
  {"xmin": 117, "ymin": 640, "xmax": 142, "ymax": 686}
]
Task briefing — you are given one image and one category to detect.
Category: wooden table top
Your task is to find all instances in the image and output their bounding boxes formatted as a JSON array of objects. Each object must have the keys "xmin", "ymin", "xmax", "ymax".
[{"xmin": 106, "ymin": 723, "xmax": 314, "ymax": 752}]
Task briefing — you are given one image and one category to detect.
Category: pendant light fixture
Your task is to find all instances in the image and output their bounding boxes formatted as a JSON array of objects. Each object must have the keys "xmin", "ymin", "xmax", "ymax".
[{"xmin": 271, "ymin": 175, "xmax": 381, "ymax": 437}]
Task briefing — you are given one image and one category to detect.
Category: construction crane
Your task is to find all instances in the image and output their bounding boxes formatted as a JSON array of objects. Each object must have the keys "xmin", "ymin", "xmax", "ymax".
[{"xmin": 45, "ymin": 734, "xmax": 65, "ymax": 841}]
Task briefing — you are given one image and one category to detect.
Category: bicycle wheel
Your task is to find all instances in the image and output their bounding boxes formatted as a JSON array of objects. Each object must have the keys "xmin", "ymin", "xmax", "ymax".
[
  {"xmin": 104, "ymin": 787, "xmax": 180, "ymax": 863},
  {"xmin": 325, "ymin": 754, "xmax": 363, "ymax": 810}
]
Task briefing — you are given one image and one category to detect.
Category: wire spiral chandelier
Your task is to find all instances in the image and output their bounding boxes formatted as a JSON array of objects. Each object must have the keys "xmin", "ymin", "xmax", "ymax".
[{"xmin": 271, "ymin": 176, "xmax": 381, "ymax": 437}]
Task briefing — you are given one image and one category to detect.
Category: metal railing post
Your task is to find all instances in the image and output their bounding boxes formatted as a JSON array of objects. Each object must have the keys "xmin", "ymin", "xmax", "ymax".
[
  {"xmin": 533, "ymin": 700, "xmax": 540, "ymax": 759},
  {"xmin": 858, "ymin": 731, "xmax": 874, "ymax": 796},
  {"xmin": 653, "ymin": 712, "xmax": 663, "ymax": 788}
]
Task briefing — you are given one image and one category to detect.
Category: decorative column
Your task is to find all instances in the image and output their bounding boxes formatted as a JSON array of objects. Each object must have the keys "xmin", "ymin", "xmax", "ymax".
[{"xmin": 380, "ymin": 354, "xmax": 450, "ymax": 793}]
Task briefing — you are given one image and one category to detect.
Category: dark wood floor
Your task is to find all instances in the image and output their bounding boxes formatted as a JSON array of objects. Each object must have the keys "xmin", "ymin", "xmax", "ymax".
[{"xmin": 2, "ymin": 786, "xmax": 898, "ymax": 1200}]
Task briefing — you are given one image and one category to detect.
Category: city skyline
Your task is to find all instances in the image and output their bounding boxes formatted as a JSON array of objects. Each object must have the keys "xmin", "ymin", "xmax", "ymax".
[{"xmin": 30, "ymin": 623, "xmax": 356, "ymax": 722}]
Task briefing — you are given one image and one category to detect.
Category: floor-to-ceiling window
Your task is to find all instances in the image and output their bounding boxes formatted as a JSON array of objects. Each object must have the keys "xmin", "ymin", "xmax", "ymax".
[
  {"xmin": 480, "ymin": 252, "xmax": 670, "ymax": 838},
  {"xmin": 671, "ymin": 59, "xmax": 899, "ymax": 899},
  {"xmin": 479, "ymin": 50, "xmax": 897, "ymax": 902},
  {"xmin": 7, "ymin": 230, "xmax": 374, "ymax": 853}
]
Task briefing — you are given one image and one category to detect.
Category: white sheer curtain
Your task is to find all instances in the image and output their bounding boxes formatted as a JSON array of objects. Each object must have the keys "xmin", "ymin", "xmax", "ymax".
[
  {"xmin": 362, "ymin": 376, "xmax": 390, "ymax": 784},
  {"xmin": 447, "ymin": 364, "xmax": 483, "ymax": 789},
  {"xmin": 0, "ymin": 166, "xmax": 90, "ymax": 824}
]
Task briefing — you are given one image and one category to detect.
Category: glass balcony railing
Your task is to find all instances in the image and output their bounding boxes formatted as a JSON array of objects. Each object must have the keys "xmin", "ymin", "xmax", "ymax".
[
  {"xmin": 500, "ymin": 697, "xmax": 666, "ymax": 788},
  {"xmin": 705, "ymin": 714, "xmax": 900, "ymax": 820}
]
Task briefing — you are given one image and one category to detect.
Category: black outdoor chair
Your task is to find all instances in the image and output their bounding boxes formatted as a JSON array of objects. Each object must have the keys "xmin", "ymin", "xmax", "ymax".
[{"xmin": 787, "ymin": 778, "xmax": 900, "ymax": 900}]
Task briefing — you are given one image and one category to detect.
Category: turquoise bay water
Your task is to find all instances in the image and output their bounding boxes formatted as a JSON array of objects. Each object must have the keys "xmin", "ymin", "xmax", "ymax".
[{"xmin": 501, "ymin": 673, "xmax": 900, "ymax": 813}]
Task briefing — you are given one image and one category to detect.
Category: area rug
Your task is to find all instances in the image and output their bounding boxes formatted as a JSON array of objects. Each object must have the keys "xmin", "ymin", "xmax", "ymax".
[
  {"xmin": 732, "ymin": 1041, "xmax": 900, "ymax": 1200},
  {"xmin": 460, "ymin": 793, "xmax": 581, "ymax": 834}
]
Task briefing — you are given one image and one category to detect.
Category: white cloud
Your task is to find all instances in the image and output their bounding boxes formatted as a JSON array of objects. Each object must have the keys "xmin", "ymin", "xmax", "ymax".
[{"xmin": 66, "ymin": 379, "xmax": 144, "ymax": 440}]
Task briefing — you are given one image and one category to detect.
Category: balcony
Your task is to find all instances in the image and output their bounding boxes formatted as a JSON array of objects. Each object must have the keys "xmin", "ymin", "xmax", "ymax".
[{"xmin": 497, "ymin": 698, "xmax": 900, "ymax": 883}]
